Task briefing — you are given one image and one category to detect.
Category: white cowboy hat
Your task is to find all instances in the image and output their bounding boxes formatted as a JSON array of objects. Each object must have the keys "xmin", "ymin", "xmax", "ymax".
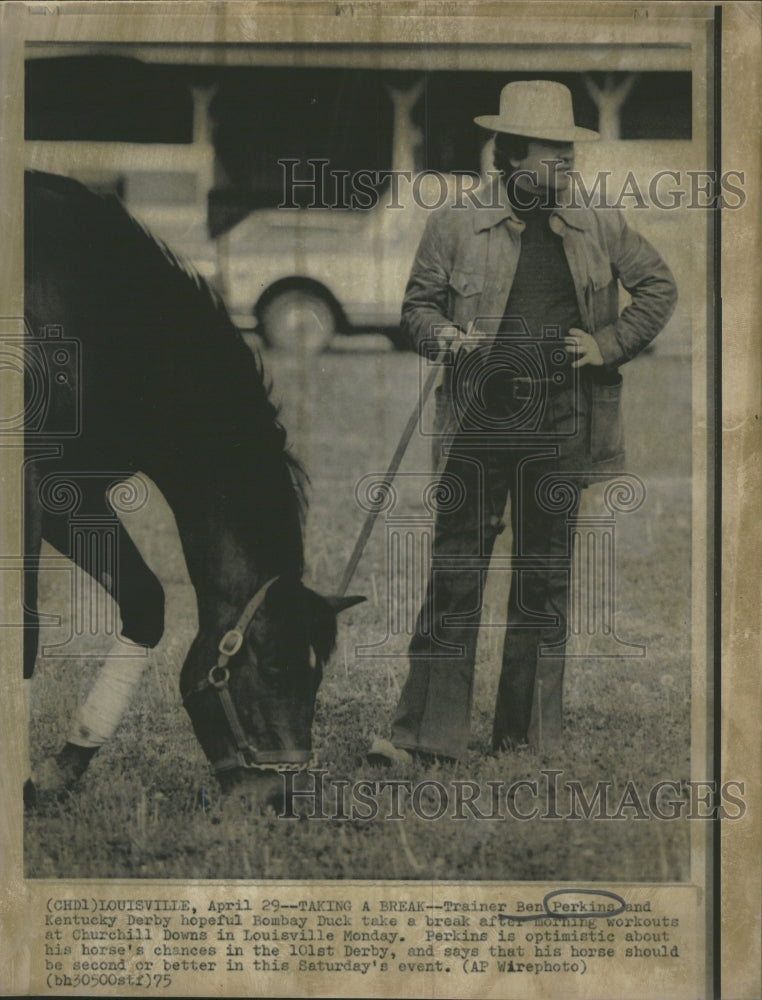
[{"xmin": 474, "ymin": 80, "xmax": 599, "ymax": 143}]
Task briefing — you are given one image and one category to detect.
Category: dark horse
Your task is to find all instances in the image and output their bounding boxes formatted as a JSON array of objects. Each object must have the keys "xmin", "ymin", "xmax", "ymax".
[{"xmin": 24, "ymin": 171, "xmax": 362, "ymax": 808}]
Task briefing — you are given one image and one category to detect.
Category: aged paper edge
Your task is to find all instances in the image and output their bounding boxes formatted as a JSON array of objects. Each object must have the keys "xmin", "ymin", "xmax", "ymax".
[
  {"xmin": 719, "ymin": 4, "xmax": 761, "ymax": 999},
  {"xmin": 0, "ymin": 2, "xmax": 759, "ymax": 998}
]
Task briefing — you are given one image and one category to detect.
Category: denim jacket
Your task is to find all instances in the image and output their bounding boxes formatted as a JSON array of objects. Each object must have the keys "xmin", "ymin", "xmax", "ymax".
[{"xmin": 401, "ymin": 175, "xmax": 678, "ymax": 479}]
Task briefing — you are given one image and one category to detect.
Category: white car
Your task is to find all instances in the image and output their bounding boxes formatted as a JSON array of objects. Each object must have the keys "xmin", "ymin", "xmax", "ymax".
[{"xmin": 219, "ymin": 178, "xmax": 453, "ymax": 352}]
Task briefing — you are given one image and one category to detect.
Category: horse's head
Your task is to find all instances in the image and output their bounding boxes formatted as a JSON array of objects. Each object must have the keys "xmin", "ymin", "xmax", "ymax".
[{"xmin": 180, "ymin": 576, "xmax": 364, "ymax": 810}]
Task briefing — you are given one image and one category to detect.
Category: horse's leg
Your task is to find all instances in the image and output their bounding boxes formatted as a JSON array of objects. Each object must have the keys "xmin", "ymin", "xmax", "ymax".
[{"xmin": 35, "ymin": 499, "xmax": 166, "ymax": 793}]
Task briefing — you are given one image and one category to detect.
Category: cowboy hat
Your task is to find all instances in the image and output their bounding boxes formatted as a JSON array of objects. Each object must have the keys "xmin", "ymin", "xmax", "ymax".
[{"xmin": 474, "ymin": 80, "xmax": 599, "ymax": 143}]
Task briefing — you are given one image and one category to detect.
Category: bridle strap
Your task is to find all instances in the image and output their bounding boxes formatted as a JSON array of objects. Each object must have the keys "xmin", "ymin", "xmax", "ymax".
[
  {"xmin": 184, "ymin": 575, "xmax": 280, "ymax": 703},
  {"xmin": 183, "ymin": 575, "xmax": 311, "ymax": 774},
  {"xmin": 216, "ymin": 575, "xmax": 281, "ymax": 671}
]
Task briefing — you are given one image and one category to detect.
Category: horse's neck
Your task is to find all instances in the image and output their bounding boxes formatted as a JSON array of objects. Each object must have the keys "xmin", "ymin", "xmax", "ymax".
[{"xmin": 169, "ymin": 486, "xmax": 293, "ymax": 632}]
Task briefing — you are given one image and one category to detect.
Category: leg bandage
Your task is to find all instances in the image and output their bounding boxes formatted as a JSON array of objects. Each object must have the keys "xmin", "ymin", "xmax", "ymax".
[{"xmin": 69, "ymin": 643, "xmax": 148, "ymax": 748}]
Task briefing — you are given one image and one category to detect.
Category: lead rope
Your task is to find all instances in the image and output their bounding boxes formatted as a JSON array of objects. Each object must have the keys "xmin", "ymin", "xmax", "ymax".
[{"xmin": 337, "ymin": 352, "xmax": 443, "ymax": 596}]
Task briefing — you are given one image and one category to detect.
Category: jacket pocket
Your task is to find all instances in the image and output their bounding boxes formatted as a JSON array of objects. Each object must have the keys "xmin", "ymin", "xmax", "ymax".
[
  {"xmin": 590, "ymin": 374, "xmax": 625, "ymax": 467},
  {"xmin": 449, "ymin": 267, "xmax": 483, "ymax": 297},
  {"xmin": 448, "ymin": 267, "xmax": 483, "ymax": 327}
]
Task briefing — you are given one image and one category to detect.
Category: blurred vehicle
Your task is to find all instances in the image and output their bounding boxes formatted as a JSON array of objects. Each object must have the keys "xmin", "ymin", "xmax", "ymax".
[
  {"xmin": 219, "ymin": 181, "xmax": 450, "ymax": 353},
  {"xmin": 26, "ymin": 55, "xmax": 690, "ymax": 356}
]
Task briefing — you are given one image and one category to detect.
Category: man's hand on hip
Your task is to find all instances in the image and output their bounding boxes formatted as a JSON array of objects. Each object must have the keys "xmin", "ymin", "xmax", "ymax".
[{"xmin": 565, "ymin": 329, "xmax": 604, "ymax": 368}]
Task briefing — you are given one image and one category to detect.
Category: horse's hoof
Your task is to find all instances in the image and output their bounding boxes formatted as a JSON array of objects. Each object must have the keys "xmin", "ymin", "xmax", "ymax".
[
  {"xmin": 23, "ymin": 762, "xmax": 69, "ymax": 809},
  {"xmin": 31, "ymin": 744, "xmax": 98, "ymax": 803},
  {"xmin": 33, "ymin": 757, "xmax": 77, "ymax": 801}
]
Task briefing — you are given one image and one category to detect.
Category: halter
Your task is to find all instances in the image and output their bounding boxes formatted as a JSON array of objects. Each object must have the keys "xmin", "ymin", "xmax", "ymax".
[{"xmin": 183, "ymin": 575, "xmax": 312, "ymax": 775}]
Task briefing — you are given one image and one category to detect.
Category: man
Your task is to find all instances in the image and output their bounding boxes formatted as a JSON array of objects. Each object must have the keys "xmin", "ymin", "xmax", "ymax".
[{"xmin": 368, "ymin": 79, "xmax": 677, "ymax": 764}]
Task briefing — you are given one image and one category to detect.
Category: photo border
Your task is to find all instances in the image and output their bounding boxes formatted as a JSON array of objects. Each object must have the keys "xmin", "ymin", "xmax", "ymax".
[{"xmin": 1, "ymin": 3, "xmax": 759, "ymax": 998}]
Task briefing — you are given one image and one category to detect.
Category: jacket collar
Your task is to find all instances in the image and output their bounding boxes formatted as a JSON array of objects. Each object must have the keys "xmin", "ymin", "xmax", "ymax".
[{"xmin": 471, "ymin": 174, "xmax": 592, "ymax": 233}]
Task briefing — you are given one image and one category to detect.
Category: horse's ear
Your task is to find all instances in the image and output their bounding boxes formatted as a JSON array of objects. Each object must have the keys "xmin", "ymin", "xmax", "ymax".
[
  {"xmin": 304, "ymin": 590, "xmax": 365, "ymax": 668},
  {"xmin": 323, "ymin": 594, "xmax": 366, "ymax": 615}
]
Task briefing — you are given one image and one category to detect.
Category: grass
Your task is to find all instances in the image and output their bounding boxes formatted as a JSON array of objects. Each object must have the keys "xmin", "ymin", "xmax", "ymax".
[{"xmin": 25, "ymin": 346, "xmax": 696, "ymax": 881}]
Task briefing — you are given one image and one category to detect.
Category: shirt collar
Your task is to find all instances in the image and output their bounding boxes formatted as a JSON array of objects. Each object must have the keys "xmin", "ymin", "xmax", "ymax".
[{"xmin": 471, "ymin": 174, "xmax": 591, "ymax": 233}]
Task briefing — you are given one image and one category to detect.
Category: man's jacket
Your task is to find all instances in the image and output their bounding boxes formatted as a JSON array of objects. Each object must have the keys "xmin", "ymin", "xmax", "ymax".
[{"xmin": 401, "ymin": 175, "xmax": 678, "ymax": 481}]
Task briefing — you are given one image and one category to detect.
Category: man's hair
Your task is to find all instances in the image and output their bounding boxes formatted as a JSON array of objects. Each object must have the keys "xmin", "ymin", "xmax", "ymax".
[{"xmin": 493, "ymin": 132, "xmax": 530, "ymax": 176}]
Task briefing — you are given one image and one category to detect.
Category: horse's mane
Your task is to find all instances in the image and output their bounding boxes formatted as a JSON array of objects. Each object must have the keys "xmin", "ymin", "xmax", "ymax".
[
  {"xmin": 27, "ymin": 171, "xmax": 308, "ymax": 573},
  {"xmin": 128, "ymin": 206, "xmax": 309, "ymax": 514}
]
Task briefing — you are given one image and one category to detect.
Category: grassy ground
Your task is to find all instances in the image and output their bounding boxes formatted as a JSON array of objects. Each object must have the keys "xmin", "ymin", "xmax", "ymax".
[{"xmin": 25, "ymin": 344, "xmax": 697, "ymax": 881}]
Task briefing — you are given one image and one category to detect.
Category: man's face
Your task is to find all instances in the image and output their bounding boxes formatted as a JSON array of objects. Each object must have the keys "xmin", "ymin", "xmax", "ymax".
[{"xmin": 510, "ymin": 139, "xmax": 575, "ymax": 197}]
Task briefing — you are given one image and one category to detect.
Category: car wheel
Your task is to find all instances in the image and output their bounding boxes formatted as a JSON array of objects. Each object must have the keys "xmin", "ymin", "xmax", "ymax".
[{"xmin": 258, "ymin": 288, "xmax": 337, "ymax": 353}]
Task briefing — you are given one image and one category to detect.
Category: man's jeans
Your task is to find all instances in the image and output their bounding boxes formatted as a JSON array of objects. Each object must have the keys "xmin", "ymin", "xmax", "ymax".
[{"xmin": 391, "ymin": 432, "xmax": 580, "ymax": 760}]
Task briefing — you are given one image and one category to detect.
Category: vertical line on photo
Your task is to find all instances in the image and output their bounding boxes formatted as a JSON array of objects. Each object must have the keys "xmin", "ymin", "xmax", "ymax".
[
  {"xmin": 711, "ymin": 6, "xmax": 723, "ymax": 998},
  {"xmin": 586, "ymin": 530, "xmax": 596, "ymax": 635},
  {"xmin": 88, "ymin": 531, "xmax": 99, "ymax": 636},
  {"xmin": 104, "ymin": 530, "xmax": 114, "ymax": 635},
  {"xmin": 390, "ymin": 531, "xmax": 400, "ymax": 636},
  {"xmin": 405, "ymin": 530, "xmax": 415, "ymax": 634},
  {"xmin": 74, "ymin": 531, "xmax": 84, "ymax": 637},
  {"xmin": 602, "ymin": 529, "xmax": 612, "ymax": 636},
  {"xmin": 399, "ymin": 530, "xmax": 406, "ymax": 636},
  {"xmin": 411, "ymin": 529, "xmax": 420, "ymax": 637},
  {"xmin": 572, "ymin": 528, "xmax": 582, "ymax": 635},
  {"xmin": 420, "ymin": 530, "xmax": 431, "ymax": 637}
]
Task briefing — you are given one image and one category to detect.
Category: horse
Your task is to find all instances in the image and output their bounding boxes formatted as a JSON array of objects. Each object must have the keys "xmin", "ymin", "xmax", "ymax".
[{"xmin": 23, "ymin": 170, "xmax": 363, "ymax": 809}]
